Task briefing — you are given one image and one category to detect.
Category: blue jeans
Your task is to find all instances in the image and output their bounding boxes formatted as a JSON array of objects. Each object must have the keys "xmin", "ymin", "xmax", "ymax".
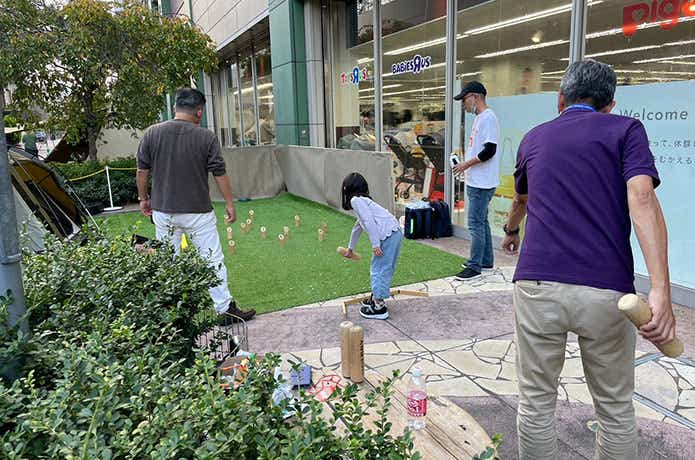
[
  {"xmin": 371, "ymin": 229, "xmax": 403, "ymax": 299},
  {"xmin": 467, "ymin": 186, "xmax": 495, "ymax": 272}
]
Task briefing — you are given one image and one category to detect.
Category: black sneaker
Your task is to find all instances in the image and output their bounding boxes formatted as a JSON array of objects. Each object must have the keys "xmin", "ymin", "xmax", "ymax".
[
  {"xmin": 361, "ymin": 294, "xmax": 375, "ymax": 308},
  {"xmin": 455, "ymin": 267, "xmax": 482, "ymax": 280},
  {"xmin": 360, "ymin": 302, "xmax": 389, "ymax": 320},
  {"xmin": 461, "ymin": 262, "xmax": 494, "ymax": 270}
]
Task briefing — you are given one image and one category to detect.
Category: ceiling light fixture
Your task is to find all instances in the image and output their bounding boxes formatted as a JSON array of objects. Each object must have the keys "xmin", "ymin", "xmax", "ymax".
[
  {"xmin": 384, "ymin": 34, "xmax": 467, "ymax": 56},
  {"xmin": 582, "ymin": 39, "xmax": 695, "ymax": 59},
  {"xmin": 634, "ymin": 53, "xmax": 695, "ymax": 64},
  {"xmin": 587, "ymin": 15, "xmax": 695, "ymax": 39},
  {"xmin": 381, "ymin": 85, "xmax": 446, "ymax": 97},
  {"xmin": 358, "ymin": 84, "xmax": 402, "ymax": 93},
  {"xmin": 476, "ymin": 39, "xmax": 569, "ymax": 59},
  {"xmin": 466, "ymin": 1, "xmax": 602, "ymax": 36},
  {"xmin": 658, "ymin": 60, "xmax": 695, "ymax": 66},
  {"xmin": 476, "ymin": 14, "xmax": 695, "ymax": 61},
  {"xmin": 234, "ymin": 82, "xmax": 273, "ymax": 95}
]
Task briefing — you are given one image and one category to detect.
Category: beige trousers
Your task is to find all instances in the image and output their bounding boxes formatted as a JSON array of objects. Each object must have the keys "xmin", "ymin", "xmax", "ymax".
[{"xmin": 514, "ymin": 280, "xmax": 637, "ymax": 460}]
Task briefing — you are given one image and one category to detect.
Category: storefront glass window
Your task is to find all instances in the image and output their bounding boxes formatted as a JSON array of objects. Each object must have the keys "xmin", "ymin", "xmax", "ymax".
[
  {"xmin": 331, "ymin": 1, "xmax": 375, "ymax": 151},
  {"xmin": 454, "ymin": 0, "xmax": 572, "ymax": 233},
  {"xmin": 239, "ymin": 54, "xmax": 257, "ymax": 146},
  {"xmin": 226, "ymin": 62, "xmax": 241, "ymax": 146},
  {"xmin": 254, "ymin": 47, "xmax": 276, "ymax": 145},
  {"xmin": 210, "ymin": 69, "xmax": 229, "ymax": 146},
  {"xmin": 586, "ymin": 0, "xmax": 695, "ymax": 290},
  {"xmin": 381, "ymin": 1, "xmax": 448, "ymax": 210}
]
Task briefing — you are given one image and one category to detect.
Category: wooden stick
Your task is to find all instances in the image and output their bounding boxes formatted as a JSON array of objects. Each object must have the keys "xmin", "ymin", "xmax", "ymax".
[{"xmin": 618, "ymin": 294, "xmax": 684, "ymax": 358}]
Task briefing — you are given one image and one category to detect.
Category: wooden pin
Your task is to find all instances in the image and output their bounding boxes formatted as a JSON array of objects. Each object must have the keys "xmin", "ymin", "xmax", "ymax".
[
  {"xmin": 348, "ymin": 325, "xmax": 364, "ymax": 383},
  {"xmin": 249, "ymin": 210, "xmax": 255, "ymax": 221},
  {"xmin": 337, "ymin": 246, "xmax": 361, "ymax": 260},
  {"xmin": 246, "ymin": 218, "xmax": 252, "ymax": 231},
  {"xmin": 260, "ymin": 226, "xmax": 267, "ymax": 239},
  {"xmin": 240, "ymin": 222, "xmax": 247, "ymax": 234},
  {"xmin": 228, "ymin": 240, "xmax": 236, "ymax": 255},
  {"xmin": 618, "ymin": 294, "xmax": 684, "ymax": 358},
  {"xmin": 294, "ymin": 215, "xmax": 301, "ymax": 227},
  {"xmin": 318, "ymin": 228, "xmax": 325, "ymax": 241},
  {"xmin": 278, "ymin": 233, "xmax": 286, "ymax": 247},
  {"xmin": 283, "ymin": 226, "xmax": 290, "ymax": 239},
  {"xmin": 226, "ymin": 226, "xmax": 233, "ymax": 240},
  {"xmin": 340, "ymin": 321, "xmax": 354, "ymax": 378},
  {"xmin": 321, "ymin": 222, "xmax": 328, "ymax": 234}
]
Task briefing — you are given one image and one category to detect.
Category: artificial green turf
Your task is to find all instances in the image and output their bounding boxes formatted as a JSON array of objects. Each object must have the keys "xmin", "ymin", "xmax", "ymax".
[{"xmin": 97, "ymin": 193, "xmax": 465, "ymax": 314}]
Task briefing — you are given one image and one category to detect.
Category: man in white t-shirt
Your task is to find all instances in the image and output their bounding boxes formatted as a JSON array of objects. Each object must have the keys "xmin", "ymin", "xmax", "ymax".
[{"xmin": 452, "ymin": 81, "xmax": 500, "ymax": 280}]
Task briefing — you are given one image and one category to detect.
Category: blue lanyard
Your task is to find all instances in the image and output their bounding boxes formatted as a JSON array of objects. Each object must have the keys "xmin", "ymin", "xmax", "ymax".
[{"xmin": 563, "ymin": 104, "xmax": 596, "ymax": 113}]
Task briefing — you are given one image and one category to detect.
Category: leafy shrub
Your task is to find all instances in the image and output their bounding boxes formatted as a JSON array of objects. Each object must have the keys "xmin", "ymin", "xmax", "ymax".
[
  {"xmin": 52, "ymin": 157, "xmax": 139, "ymax": 207},
  {"xmin": 3, "ymin": 115, "xmax": 21, "ymax": 145},
  {"xmin": 0, "ymin": 234, "xmax": 425, "ymax": 459}
]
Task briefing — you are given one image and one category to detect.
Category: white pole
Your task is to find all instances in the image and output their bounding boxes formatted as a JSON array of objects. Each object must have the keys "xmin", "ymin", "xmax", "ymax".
[{"xmin": 103, "ymin": 165, "xmax": 122, "ymax": 212}]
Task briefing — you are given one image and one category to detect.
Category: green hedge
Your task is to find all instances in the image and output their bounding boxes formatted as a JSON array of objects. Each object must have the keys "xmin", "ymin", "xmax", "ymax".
[
  {"xmin": 0, "ymin": 234, "xmax": 424, "ymax": 459},
  {"xmin": 52, "ymin": 157, "xmax": 138, "ymax": 207}
]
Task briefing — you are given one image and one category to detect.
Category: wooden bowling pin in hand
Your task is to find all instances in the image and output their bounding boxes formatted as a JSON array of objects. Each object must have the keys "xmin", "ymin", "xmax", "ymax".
[
  {"xmin": 337, "ymin": 246, "xmax": 361, "ymax": 260},
  {"xmin": 618, "ymin": 294, "xmax": 683, "ymax": 358}
]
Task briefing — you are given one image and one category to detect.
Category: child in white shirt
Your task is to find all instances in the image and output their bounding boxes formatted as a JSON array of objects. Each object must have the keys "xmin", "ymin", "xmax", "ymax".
[{"xmin": 341, "ymin": 172, "xmax": 403, "ymax": 320}]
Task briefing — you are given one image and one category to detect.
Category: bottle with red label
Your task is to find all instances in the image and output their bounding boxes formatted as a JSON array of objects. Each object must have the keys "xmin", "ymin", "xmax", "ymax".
[{"xmin": 407, "ymin": 366, "xmax": 427, "ymax": 430}]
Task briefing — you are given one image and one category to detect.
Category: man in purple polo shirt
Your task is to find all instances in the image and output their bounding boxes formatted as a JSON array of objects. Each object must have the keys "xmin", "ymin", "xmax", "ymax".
[{"xmin": 502, "ymin": 60, "xmax": 676, "ymax": 460}]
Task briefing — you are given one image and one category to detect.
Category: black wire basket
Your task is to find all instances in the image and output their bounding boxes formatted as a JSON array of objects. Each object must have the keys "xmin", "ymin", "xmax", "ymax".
[{"xmin": 199, "ymin": 312, "xmax": 249, "ymax": 362}]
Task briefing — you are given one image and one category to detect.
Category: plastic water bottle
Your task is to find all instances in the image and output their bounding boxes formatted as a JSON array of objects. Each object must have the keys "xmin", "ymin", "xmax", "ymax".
[{"xmin": 407, "ymin": 367, "xmax": 427, "ymax": 430}]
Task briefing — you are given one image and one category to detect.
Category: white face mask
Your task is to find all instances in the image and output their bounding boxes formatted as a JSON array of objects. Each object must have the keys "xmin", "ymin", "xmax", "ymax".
[{"xmin": 466, "ymin": 95, "xmax": 478, "ymax": 115}]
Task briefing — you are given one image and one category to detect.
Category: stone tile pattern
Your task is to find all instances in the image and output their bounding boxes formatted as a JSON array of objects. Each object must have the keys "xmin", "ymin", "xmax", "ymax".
[
  {"xmin": 284, "ymin": 339, "xmax": 695, "ymax": 431},
  {"xmin": 280, "ymin": 271, "xmax": 694, "ymax": 432},
  {"xmin": 296, "ymin": 268, "xmax": 516, "ymax": 310}
]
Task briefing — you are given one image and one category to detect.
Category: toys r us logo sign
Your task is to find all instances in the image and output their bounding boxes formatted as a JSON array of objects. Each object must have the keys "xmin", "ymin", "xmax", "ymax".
[{"xmin": 623, "ymin": 0, "xmax": 695, "ymax": 36}]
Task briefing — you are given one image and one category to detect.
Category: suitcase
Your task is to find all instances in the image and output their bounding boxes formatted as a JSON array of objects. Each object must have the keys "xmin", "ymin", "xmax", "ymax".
[
  {"xmin": 430, "ymin": 200, "xmax": 453, "ymax": 238},
  {"xmin": 404, "ymin": 206, "xmax": 433, "ymax": 239}
]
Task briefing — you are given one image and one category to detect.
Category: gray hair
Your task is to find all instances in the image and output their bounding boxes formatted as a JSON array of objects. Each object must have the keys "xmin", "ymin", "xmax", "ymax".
[
  {"xmin": 560, "ymin": 59, "xmax": 617, "ymax": 110},
  {"xmin": 175, "ymin": 87, "xmax": 206, "ymax": 113}
]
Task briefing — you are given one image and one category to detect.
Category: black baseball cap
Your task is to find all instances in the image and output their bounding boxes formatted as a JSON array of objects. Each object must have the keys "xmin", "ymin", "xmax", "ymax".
[{"xmin": 453, "ymin": 81, "xmax": 487, "ymax": 100}]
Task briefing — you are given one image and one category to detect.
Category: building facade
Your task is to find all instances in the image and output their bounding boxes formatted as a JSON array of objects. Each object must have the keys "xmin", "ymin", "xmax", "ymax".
[{"xmin": 181, "ymin": 0, "xmax": 694, "ymax": 305}]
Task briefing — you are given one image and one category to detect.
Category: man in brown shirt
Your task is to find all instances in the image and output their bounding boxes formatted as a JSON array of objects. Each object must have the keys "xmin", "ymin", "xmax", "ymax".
[{"xmin": 137, "ymin": 87, "xmax": 255, "ymax": 322}]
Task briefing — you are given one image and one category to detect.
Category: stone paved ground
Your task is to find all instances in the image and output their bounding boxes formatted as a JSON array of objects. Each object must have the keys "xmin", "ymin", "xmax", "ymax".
[{"xmin": 237, "ymin": 239, "xmax": 695, "ymax": 459}]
